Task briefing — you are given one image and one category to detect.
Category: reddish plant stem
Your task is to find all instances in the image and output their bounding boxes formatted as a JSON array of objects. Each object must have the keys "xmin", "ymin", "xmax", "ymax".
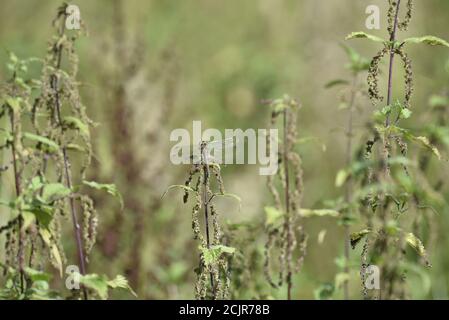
[
  {"xmin": 386, "ymin": 0, "xmax": 401, "ymax": 127},
  {"xmin": 201, "ymin": 146, "xmax": 215, "ymax": 297},
  {"xmin": 9, "ymin": 112, "xmax": 25, "ymax": 292},
  {"xmin": 52, "ymin": 76, "xmax": 88, "ymax": 300},
  {"xmin": 283, "ymin": 109, "xmax": 292, "ymax": 300},
  {"xmin": 51, "ymin": 19, "xmax": 88, "ymax": 300},
  {"xmin": 378, "ymin": 1, "xmax": 402, "ymax": 301}
]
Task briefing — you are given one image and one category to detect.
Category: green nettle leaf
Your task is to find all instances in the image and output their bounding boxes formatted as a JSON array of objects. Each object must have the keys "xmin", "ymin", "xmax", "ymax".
[
  {"xmin": 23, "ymin": 132, "xmax": 59, "ymax": 152},
  {"xmin": 39, "ymin": 229, "xmax": 63, "ymax": 277},
  {"xmin": 325, "ymin": 79, "xmax": 349, "ymax": 89},
  {"xmin": 299, "ymin": 209, "xmax": 340, "ymax": 218},
  {"xmin": 199, "ymin": 245, "xmax": 236, "ymax": 266},
  {"xmin": 391, "ymin": 126, "xmax": 442, "ymax": 160},
  {"xmin": 383, "ymin": 226, "xmax": 431, "ymax": 266},
  {"xmin": 405, "ymin": 233, "xmax": 429, "ymax": 263},
  {"xmin": 381, "ymin": 105, "xmax": 392, "ymax": 116},
  {"xmin": 373, "ymin": 110, "xmax": 385, "ymax": 123},
  {"xmin": 42, "ymin": 183, "xmax": 72, "ymax": 204},
  {"xmin": 5, "ymin": 96, "xmax": 21, "ymax": 113},
  {"xmin": 25, "ymin": 203, "xmax": 53, "ymax": 229},
  {"xmin": 413, "ymin": 136, "xmax": 442, "ymax": 160},
  {"xmin": 404, "ymin": 36, "xmax": 449, "ymax": 48},
  {"xmin": 9, "ymin": 51, "xmax": 18, "ymax": 64},
  {"xmin": 345, "ymin": 31, "xmax": 385, "ymax": 43},
  {"xmin": 24, "ymin": 267, "xmax": 52, "ymax": 283},
  {"xmin": 79, "ymin": 274, "xmax": 137, "ymax": 299},
  {"xmin": 350, "ymin": 229, "xmax": 372, "ymax": 249},
  {"xmin": 400, "ymin": 108, "xmax": 412, "ymax": 119},
  {"xmin": 107, "ymin": 275, "xmax": 137, "ymax": 297},
  {"xmin": 83, "ymin": 180, "xmax": 124, "ymax": 209},
  {"xmin": 29, "ymin": 176, "xmax": 45, "ymax": 191},
  {"xmin": 15, "ymin": 77, "xmax": 29, "ymax": 91},
  {"xmin": 63, "ymin": 116, "xmax": 90, "ymax": 138},
  {"xmin": 264, "ymin": 206, "xmax": 284, "ymax": 227},
  {"xmin": 21, "ymin": 211, "xmax": 36, "ymax": 231},
  {"xmin": 79, "ymin": 274, "xmax": 109, "ymax": 300}
]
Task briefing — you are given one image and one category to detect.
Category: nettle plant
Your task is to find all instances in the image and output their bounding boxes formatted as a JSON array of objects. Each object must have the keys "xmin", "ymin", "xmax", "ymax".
[
  {"xmin": 325, "ymin": 45, "xmax": 370, "ymax": 299},
  {"xmin": 164, "ymin": 140, "xmax": 240, "ymax": 300},
  {"xmin": 262, "ymin": 96, "xmax": 307, "ymax": 300},
  {"xmin": 262, "ymin": 96, "xmax": 339, "ymax": 299},
  {"xmin": 345, "ymin": 0, "xmax": 449, "ymax": 299},
  {"xmin": 0, "ymin": 5, "xmax": 132, "ymax": 300}
]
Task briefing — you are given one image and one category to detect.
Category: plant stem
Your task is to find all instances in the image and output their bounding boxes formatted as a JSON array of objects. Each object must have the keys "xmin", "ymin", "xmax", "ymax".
[
  {"xmin": 9, "ymin": 112, "xmax": 25, "ymax": 293},
  {"xmin": 52, "ymin": 77, "xmax": 88, "ymax": 300},
  {"xmin": 283, "ymin": 109, "xmax": 292, "ymax": 300},
  {"xmin": 377, "ymin": 1, "xmax": 401, "ymax": 300},
  {"xmin": 343, "ymin": 74, "xmax": 358, "ymax": 300},
  {"xmin": 201, "ymin": 146, "xmax": 215, "ymax": 297},
  {"xmin": 51, "ymin": 19, "xmax": 88, "ymax": 300},
  {"xmin": 386, "ymin": 0, "xmax": 401, "ymax": 127}
]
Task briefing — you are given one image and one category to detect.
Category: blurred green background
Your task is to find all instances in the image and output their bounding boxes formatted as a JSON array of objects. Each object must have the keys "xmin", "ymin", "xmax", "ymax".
[{"xmin": 1, "ymin": 0, "xmax": 449, "ymax": 299}]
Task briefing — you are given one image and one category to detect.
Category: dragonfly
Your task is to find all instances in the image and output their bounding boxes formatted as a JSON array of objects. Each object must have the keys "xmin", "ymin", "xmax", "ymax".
[{"xmin": 170, "ymin": 136, "xmax": 239, "ymax": 166}]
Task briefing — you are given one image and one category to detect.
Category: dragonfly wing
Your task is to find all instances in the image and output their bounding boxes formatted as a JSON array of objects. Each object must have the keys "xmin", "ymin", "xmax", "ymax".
[
  {"xmin": 207, "ymin": 136, "xmax": 238, "ymax": 151},
  {"xmin": 204, "ymin": 137, "xmax": 239, "ymax": 164},
  {"xmin": 170, "ymin": 137, "xmax": 238, "ymax": 164}
]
